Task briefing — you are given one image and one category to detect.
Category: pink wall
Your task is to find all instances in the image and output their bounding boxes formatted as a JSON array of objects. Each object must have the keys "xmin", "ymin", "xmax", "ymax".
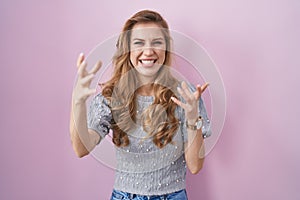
[{"xmin": 1, "ymin": 0, "xmax": 299, "ymax": 199}]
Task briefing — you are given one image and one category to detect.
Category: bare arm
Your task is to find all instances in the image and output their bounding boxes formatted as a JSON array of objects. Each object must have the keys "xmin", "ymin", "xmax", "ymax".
[
  {"xmin": 69, "ymin": 53, "xmax": 102, "ymax": 158},
  {"xmin": 184, "ymin": 125, "xmax": 205, "ymax": 174},
  {"xmin": 171, "ymin": 81, "xmax": 209, "ymax": 174},
  {"xmin": 70, "ymin": 101, "xmax": 100, "ymax": 157}
]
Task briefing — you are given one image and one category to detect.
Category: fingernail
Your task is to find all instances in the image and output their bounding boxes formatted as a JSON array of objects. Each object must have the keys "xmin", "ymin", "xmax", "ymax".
[{"xmin": 80, "ymin": 52, "xmax": 84, "ymax": 57}]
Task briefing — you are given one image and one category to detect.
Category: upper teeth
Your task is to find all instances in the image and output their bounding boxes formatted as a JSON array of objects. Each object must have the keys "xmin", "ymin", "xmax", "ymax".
[{"xmin": 141, "ymin": 60, "xmax": 155, "ymax": 64}]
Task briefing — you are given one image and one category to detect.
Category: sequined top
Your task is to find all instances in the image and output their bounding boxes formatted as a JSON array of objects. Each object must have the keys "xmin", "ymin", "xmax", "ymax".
[{"xmin": 87, "ymin": 87, "xmax": 211, "ymax": 196}]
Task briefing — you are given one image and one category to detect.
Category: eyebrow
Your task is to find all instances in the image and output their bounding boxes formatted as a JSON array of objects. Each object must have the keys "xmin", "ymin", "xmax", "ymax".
[{"xmin": 132, "ymin": 37, "xmax": 164, "ymax": 41}]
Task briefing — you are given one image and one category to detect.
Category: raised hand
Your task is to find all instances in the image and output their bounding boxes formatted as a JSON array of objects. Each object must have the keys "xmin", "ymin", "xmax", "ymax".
[
  {"xmin": 171, "ymin": 81, "xmax": 209, "ymax": 122},
  {"xmin": 73, "ymin": 53, "xmax": 102, "ymax": 104}
]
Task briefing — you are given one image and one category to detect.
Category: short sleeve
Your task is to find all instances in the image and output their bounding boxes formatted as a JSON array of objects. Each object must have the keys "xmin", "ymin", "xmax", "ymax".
[
  {"xmin": 87, "ymin": 93, "xmax": 112, "ymax": 140},
  {"xmin": 179, "ymin": 84, "xmax": 212, "ymax": 142}
]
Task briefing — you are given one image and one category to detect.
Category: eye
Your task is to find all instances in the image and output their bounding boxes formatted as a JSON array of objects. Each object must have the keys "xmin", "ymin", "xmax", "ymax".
[
  {"xmin": 152, "ymin": 41, "xmax": 163, "ymax": 45},
  {"xmin": 133, "ymin": 41, "xmax": 144, "ymax": 45}
]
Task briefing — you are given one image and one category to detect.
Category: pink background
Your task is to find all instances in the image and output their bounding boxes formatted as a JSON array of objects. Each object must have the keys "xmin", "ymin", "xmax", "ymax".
[{"xmin": 1, "ymin": 0, "xmax": 299, "ymax": 199}]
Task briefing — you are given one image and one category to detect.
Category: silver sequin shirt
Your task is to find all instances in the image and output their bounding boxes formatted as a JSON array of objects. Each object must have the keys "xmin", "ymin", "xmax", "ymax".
[{"xmin": 87, "ymin": 87, "xmax": 211, "ymax": 196}]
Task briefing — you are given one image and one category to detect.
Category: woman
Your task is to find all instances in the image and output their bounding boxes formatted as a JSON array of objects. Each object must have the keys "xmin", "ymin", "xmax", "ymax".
[{"xmin": 70, "ymin": 10, "xmax": 211, "ymax": 200}]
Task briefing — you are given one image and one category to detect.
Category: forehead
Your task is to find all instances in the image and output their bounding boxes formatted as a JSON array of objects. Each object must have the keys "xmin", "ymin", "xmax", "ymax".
[{"xmin": 130, "ymin": 23, "xmax": 165, "ymax": 40}]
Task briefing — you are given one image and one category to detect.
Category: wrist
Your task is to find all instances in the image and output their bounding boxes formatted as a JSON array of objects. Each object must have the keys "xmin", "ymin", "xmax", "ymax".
[
  {"xmin": 186, "ymin": 111, "xmax": 199, "ymax": 124},
  {"xmin": 187, "ymin": 118, "xmax": 197, "ymax": 125},
  {"xmin": 186, "ymin": 116, "xmax": 203, "ymax": 130},
  {"xmin": 73, "ymin": 99, "xmax": 87, "ymax": 107},
  {"xmin": 72, "ymin": 95, "xmax": 87, "ymax": 106}
]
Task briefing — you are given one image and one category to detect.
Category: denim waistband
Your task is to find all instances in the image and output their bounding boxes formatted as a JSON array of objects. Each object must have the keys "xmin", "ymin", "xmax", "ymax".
[{"xmin": 110, "ymin": 189, "xmax": 187, "ymax": 200}]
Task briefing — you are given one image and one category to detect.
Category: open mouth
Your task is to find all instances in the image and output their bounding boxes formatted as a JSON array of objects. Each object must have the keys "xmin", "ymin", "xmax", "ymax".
[{"xmin": 139, "ymin": 59, "xmax": 157, "ymax": 65}]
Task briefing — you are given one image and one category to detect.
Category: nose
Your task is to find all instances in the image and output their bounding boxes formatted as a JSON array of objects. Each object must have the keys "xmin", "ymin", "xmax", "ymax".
[{"xmin": 142, "ymin": 46, "xmax": 154, "ymax": 56}]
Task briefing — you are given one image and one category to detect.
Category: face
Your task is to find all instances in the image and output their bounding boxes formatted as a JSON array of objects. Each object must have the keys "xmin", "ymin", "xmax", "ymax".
[{"xmin": 129, "ymin": 23, "xmax": 167, "ymax": 83}]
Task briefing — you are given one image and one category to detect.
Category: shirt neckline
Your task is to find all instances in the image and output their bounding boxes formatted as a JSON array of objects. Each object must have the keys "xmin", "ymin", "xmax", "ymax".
[{"xmin": 136, "ymin": 94, "xmax": 154, "ymax": 102}]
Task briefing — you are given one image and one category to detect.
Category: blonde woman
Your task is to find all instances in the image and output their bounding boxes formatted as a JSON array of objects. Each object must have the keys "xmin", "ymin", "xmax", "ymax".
[{"xmin": 70, "ymin": 10, "xmax": 211, "ymax": 200}]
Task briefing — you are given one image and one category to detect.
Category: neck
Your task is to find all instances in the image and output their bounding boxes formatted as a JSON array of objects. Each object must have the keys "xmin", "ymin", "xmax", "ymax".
[
  {"xmin": 136, "ymin": 84, "xmax": 154, "ymax": 96},
  {"xmin": 136, "ymin": 74, "xmax": 157, "ymax": 96}
]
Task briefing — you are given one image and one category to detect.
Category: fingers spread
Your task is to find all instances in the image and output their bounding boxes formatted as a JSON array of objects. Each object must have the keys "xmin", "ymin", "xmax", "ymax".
[
  {"xmin": 181, "ymin": 81, "xmax": 194, "ymax": 103},
  {"xmin": 80, "ymin": 73, "xmax": 95, "ymax": 85},
  {"xmin": 78, "ymin": 60, "xmax": 88, "ymax": 78},
  {"xmin": 177, "ymin": 86, "xmax": 189, "ymax": 103},
  {"xmin": 202, "ymin": 82, "xmax": 209, "ymax": 92},
  {"xmin": 171, "ymin": 97, "xmax": 185, "ymax": 109},
  {"xmin": 86, "ymin": 88, "xmax": 97, "ymax": 96},
  {"xmin": 90, "ymin": 60, "xmax": 102, "ymax": 75},
  {"xmin": 197, "ymin": 82, "xmax": 209, "ymax": 95},
  {"xmin": 194, "ymin": 86, "xmax": 200, "ymax": 99},
  {"xmin": 77, "ymin": 53, "xmax": 84, "ymax": 68}
]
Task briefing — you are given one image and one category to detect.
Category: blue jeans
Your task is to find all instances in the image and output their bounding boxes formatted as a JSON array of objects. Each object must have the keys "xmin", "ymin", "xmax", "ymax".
[{"xmin": 110, "ymin": 189, "xmax": 188, "ymax": 200}]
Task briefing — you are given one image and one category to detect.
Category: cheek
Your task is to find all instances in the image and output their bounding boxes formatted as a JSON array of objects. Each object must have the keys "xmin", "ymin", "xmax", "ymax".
[
  {"xmin": 159, "ymin": 50, "xmax": 166, "ymax": 62},
  {"xmin": 130, "ymin": 52, "xmax": 137, "ymax": 65}
]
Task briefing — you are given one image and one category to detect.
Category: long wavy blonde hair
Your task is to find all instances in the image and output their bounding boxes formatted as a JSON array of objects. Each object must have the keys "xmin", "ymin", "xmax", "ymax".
[{"xmin": 101, "ymin": 10, "xmax": 180, "ymax": 148}]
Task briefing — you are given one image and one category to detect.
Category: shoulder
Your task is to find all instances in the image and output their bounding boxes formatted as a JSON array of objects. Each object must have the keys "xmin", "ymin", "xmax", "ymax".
[
  {"xmin": 90, "ymin": 92, "xmax": 110, "ymax": 107},
  {"xmin": 88, "ymin": 93, "xmax": 112, "ymax": 117}
]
